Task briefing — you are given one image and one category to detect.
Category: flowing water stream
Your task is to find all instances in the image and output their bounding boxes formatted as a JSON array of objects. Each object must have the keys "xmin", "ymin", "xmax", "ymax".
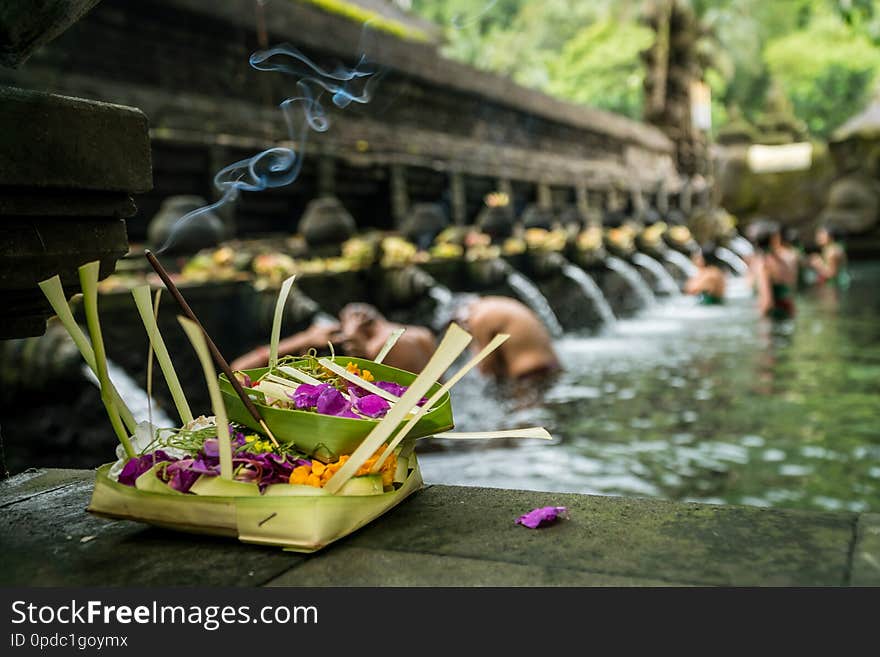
[
  {"xmin": 606, "ymin": 256, "xmax": 657, "ymax": 307},
  {"xmin": 503, "ymin": 268, "xmax": 564, "ymax": 338},
  {"xmin": 716, "ymin": 246, "xmax": 750, "ymax": 277},
  {"xmin": 560, "ymin": 263, "xmax": 617, "ymax": 329},
  {"xmin": 664, "ymin": 250, "xmax": 697, "ymax": 278},
  {"xmin": 632, "ymin": 252, "xmax": 681, "ymax": 295}
]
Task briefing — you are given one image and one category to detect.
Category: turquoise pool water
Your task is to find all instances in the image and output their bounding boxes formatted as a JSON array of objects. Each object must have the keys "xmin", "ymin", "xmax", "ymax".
[{"xmin": 419, "ymin": 261, "xmax": 880, "ymax": 513}]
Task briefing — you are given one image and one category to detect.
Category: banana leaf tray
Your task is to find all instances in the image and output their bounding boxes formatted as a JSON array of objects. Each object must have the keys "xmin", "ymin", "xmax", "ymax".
[{"xmin": 219, "ymin": 356, "xmax": 454, "ymax": 461}]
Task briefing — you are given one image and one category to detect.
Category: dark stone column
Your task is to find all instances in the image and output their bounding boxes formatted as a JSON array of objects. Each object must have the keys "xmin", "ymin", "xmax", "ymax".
[
  {"xmin": 449, "ymin": 171, "xmax": 466, "ymax": 226},
  {"xmin": 0, "ymin": 86, "xmax": 152, "ymax": 339},
  {"xmin": 390, "ymin": 164, "xmax": 409, "ymax": 228}
]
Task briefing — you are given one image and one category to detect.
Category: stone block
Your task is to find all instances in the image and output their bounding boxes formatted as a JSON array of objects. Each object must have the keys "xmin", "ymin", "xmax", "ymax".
[
  {"xmin": 0, "ymin": 86, "xmax": 152, "ymax": 339},
  {"xmin": 0, "ymin": 0, "xmax": 103, "ymax": 68}
]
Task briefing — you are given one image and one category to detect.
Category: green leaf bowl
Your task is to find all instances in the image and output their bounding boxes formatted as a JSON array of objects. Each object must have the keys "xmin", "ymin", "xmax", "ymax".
[{"xmin": 219, "ymin": 356, "xmax": 454, "ymax": 461}]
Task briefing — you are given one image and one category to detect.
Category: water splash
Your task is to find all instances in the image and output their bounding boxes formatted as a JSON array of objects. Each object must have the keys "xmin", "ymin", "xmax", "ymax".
[
  {"xmin": 664, "ymin": 250, "xmax": 698, "ymax": 278},
  {"xmin": 606, "ymin": 256, "xmax": 657, "ymax": 308},
  {"xmin": 632, "ymin": 253, "xmax": 680, "ymax": 296},
  {"xmin": 716, "ymin": 246, "xmax": 750, "ymax": 277},
  {"xmin": 503, "ymin": 267, "xmax": 564, "ymax": 338},
  {"xmin": 560, "ymin": 263, "xmax": 617, "ymax": 329},
  {"xmin": 156, "ymin": 44, "xmax": 381, "ymax": 254}
]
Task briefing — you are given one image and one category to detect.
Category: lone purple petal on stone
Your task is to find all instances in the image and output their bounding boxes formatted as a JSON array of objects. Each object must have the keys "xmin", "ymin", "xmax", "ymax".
[{"xmin": 515, "ymin": 506, "xmax": 568, "ymax": 529}]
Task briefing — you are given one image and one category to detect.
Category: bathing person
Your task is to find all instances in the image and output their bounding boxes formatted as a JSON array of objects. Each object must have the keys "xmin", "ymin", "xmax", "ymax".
[
  {"xmin": 453, "ymin": 295, "xmax": 560, "ymax": 380},
  {"xmin": 230, "ymin": 303, "xmax": 436, "ymax": 373},
  {"xmin": 809, "ymin": 225, "xmax": 849, "ymax": 288},
  {"xmin": 750, "ymin": 220, "xmax": 797, "ymax": 320},
  {"xmin": 230, "ymin": 320, "xmax": 344, "ymax": 372},
  {"xmin": 336, "ymin": 303, "xmax": 437, "ymax": 373},
  {"xmin": 684, "ymin": 244, "xmax": 726, "ymax": 304},
  {"xmin": 781, "ymin": 227, "xmax": 815, "ymax": 287}
]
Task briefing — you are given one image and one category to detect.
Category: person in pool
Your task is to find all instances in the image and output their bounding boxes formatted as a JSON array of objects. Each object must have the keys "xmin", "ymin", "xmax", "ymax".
[
  {"xmin": 750, "ymin": 220, "xmax": 798, "ymax": 320},
  {"xmin": 809, "ymin": 225, "xmax": 849, "ymax": 288},
  {"xmin": 452, "ymin": 295, "xmax": 560, "ymax": 380},
  {"xmin": 230, "ymin": 303, "xmax": 437, "ymax": 373},
  {"xmin": 684, "ymin": 244, "xmax": 727, "ymax": 305},
  {"xmin": 336, "ymin": 302, "xmax": 437, "ymax": 373}
]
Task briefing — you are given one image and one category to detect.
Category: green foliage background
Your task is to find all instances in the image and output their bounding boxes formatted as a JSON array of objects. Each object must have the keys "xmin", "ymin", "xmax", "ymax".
[{"xmin": 408, "ymin": 0, "xmax": 880, "ymax": 138}]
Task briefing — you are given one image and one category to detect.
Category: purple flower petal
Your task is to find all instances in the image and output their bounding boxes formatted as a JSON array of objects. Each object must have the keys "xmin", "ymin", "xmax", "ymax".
[
  {"xmin": 316, "ymin": 385, "xmax": 350, "ymax": 416},
  {"xmin": 376, "ymin": 381, "xmax": 407, "ymax": 397},
  {"xmin": 346, "ymin": 383, "xmax": 369, "ymax": 399},
  {"xmin": 202, "ymin": 438, "xmax": 220, "ymax": 459},
  {"xmin": 375, "ymin": 381, "xmax": 427, "ymax": 406},
  {"xmin": 118, "ymin": 450, "xmax": 175, "ymax": 487},
  {"xmin": 291, "ymin": 383, "xmax": 326, "ymax": 409},
  {"xmin": 164, "ymin": 459, "xmax": 202, "ymax": 493},
  {"xmin": 355, "ymin": 394, "xmax": 390, "ymax": 418},
  {"xmin": 515, "ymin": 506, "xmax": 568, "ymax": 529}
]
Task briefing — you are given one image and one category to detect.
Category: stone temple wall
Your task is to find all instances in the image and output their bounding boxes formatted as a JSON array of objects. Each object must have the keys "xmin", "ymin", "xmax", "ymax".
[{"xmin": 0, "ymin": 0, "xmax": 680, "ymax": 241}]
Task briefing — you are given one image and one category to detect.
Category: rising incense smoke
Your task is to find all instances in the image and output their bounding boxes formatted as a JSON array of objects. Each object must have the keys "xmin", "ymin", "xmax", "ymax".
[{"xmin": 156, "ymin": 43, "xmax": 381, "ymax": 254}]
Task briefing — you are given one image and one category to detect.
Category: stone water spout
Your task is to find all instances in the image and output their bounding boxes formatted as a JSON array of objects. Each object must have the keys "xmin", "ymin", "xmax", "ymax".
[
  {"xmin": 559, "ymin": 261, "xmax": 618, "ymax": 329},
  {"xmin": 379, "ymin": 264, "xmax": 456, "ymax": 331},
  {"xmin": 495, "ymin": 260, "xmax": 564, "ymax": 338},
  {"xmin": 527, "ymin": 250, "xmax": 617, "ymax": 329},
  {"xmin": 715, "ymin": 246, "xmax": 750, "ymax": 277},
  {"xmin": 605, "ymin": 255, "xmax": 657, "ymax": 308},
  {"xmin": 663, "ymin": 249, "xmax": 698, "ymax": 278},
  {"xmin": 632, "ymin": 252, "xmax": 681, "ymax": 295},
  {"xmin": 252, "ymin": 284, "xmax": 323, "ymax": 336}
]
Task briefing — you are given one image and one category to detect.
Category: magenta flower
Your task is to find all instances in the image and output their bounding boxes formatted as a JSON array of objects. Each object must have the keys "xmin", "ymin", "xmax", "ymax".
[
  {"xmin": 291, "ymin": 383, "xmax": 325, "ymax": 409},
  {"xmin": 375, "ymin": 381, "xmax": 427, "ymax": 405},
  {"xmin": 118, "ymin": 450, "xmax": 175, "ymax": 487},
  {"xmin": 163, "ymin": 459, "xmax": 202, "ymax": 493},
  {"xmin": 316, "ymin": 385, "xmax": 351, "ymax": 416},
  {"xmin": 376, "ymin": 381, "xmax": 407, "ymax": 397},
  {"xmin": 354, "ymin": 394, "xmax": 390, "ymax": 418},
  {"xmin": 515, "ymin": 506, "xmax": 568, "ymax": 529}
]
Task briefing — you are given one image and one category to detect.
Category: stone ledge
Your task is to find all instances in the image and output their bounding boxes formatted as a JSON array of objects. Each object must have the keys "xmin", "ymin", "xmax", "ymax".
[
  {"xmin": 0, "ymin": 85, "xmax": 152, "ymax": 192},
  {"xmin": 1, "ymin": 469, "xmax": 872, "ymax": 587}
]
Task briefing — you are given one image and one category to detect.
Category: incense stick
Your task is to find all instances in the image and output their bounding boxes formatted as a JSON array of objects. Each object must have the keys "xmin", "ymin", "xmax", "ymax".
[{"xmin": 144, "ymin": 249, "xmax": 279, "ymax": 447}]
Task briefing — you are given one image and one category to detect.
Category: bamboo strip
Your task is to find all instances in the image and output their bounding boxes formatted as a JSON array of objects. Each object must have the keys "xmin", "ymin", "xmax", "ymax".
[
  {"xmin": 429, "ymin": 428, "xmax": 553, "ymax": 440},
  {"xmin": 132, "ymin": 285, "xmax": 193, "ymax": 425},
  {"xmin": 323, "ymin": 323, "xmax": 472, "ymax": 494},
  {"xmin": 371, "ymin": 333, "xmax": 509, "ymax": 472},
  {"xmin": 179, "ymin": 317, "xmax": 233, "ymax": 480},
  {"xmin": 275, "ymin": 366, "xmax": 323, "ymax": 386},
  {"xmin": 373, "ymin": 327, "xmax": 405, "ymax": 364},
  {"xmin": 37, "ymin": 275, "xmax": 136, "ymax": 433},
  {"xmin": 318, "ymin": 358, "xmax": 402, "ymax": 402},
  {"xmin": 269, "ymin": 276, "xmax": 296, "ymax": 368},
  {"xmin": 78, "ymin": 262, "xmax": 134, "ymax": 458}
]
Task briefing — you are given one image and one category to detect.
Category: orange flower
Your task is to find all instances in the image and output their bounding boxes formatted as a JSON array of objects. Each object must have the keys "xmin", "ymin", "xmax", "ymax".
[{"xmin": 287, "ymin": 450, "xmax": 397, "ymax": 490}]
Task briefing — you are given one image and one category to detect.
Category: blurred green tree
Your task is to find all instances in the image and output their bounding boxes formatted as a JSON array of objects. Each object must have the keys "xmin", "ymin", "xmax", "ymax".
[{"xmin": 407, "ymin": 0, "xmax": 880, "ymax": 138}]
